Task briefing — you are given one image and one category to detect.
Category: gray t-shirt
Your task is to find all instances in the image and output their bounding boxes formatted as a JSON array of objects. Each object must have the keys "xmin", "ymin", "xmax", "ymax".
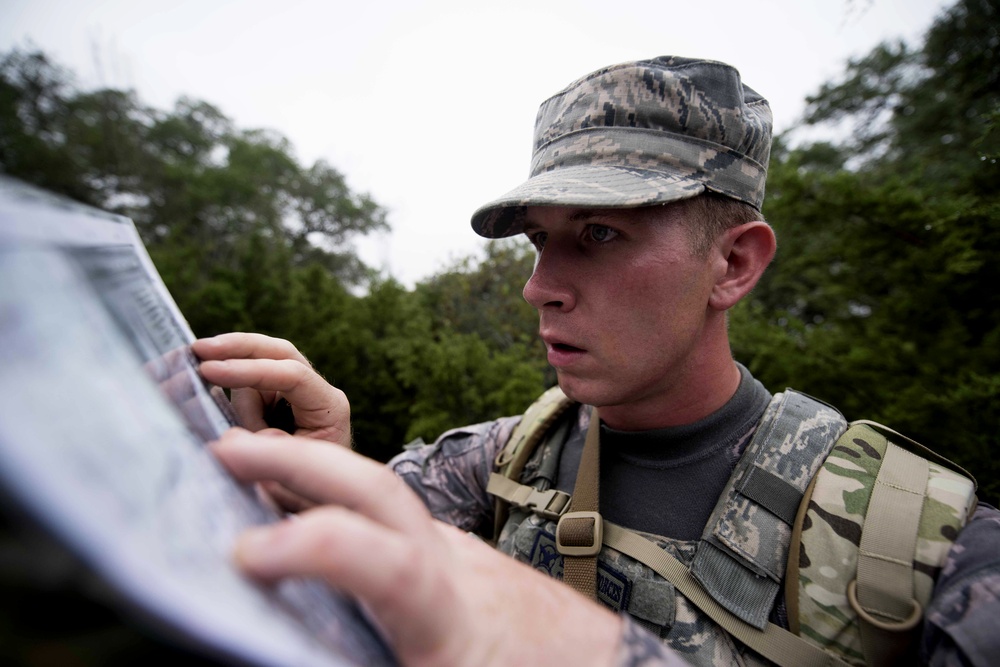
[{"xmin": 554, "ymin": 364, "xmax": 771, "ymax": 541}]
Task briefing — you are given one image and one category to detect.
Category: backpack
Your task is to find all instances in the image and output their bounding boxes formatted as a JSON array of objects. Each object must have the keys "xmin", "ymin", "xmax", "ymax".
[{"xmin": 486, "ymin": 386, "xmax": 978, "ymax": 667}]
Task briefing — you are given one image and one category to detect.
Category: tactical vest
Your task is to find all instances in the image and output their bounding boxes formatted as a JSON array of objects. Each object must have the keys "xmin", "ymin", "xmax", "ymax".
[{"xmin": 486, "ymin": 387, "xmax": 978, "ymax": 667}]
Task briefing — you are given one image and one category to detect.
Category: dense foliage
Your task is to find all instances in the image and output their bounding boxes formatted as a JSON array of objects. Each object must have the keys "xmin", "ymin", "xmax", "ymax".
[{"xmin": 1, "ymin": 0, "xmax": 996, "ymax": 502}]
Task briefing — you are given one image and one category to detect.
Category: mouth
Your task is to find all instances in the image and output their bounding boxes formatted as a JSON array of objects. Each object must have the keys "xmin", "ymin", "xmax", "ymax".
[{"xmin": 542, "ymin": 336, "xmax": 587, "ymax": 367}]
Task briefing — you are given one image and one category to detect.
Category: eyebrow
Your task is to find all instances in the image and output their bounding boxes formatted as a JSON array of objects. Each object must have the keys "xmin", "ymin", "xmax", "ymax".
[
  {"xmin": 522, "ymin": 209, "xmax": 627, "ymax": 234},
  {"xmin": 580, "ymin": 211, "xmax": 619, "ymax": 227}
]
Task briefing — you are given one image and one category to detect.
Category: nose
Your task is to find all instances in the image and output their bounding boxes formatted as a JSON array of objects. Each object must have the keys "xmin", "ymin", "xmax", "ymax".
[{"xmin": 523, "ymin": 246, "xmax": 576, "ymax": 312}]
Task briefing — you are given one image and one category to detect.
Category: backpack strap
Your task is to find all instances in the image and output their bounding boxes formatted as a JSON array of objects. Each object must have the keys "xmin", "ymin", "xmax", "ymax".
[
  {"xmin": 850, "ymin": 437, "xmax": 927, "ymax": 666},
  {"xmin": 488, "ymin": 385, "xmax": 575, "ymax": 542},
  {"xmin": 557, "ymin": 410, "xmax": 603, "ymax": 600},
  {"xmin": 604, "ymin": 522, "xmax": 851, "ymax": 667}
]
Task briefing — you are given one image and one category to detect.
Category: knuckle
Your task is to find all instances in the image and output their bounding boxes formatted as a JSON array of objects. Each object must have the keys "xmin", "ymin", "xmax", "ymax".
[
  {"xmin": 308, "ymin": 511, "xmax": 348, "ymax": 555},
  {"xmin": 275, "ymin": 358, "xmax": 311, "ymax": 389},
  {"xmin": 272, "ymin": 337, "xmax": 311, "ymax": 366},
  {"xmin": 367, "ymin": 537, "xmax": 429, "ymax": 610},
  {"xmin": 365, "ymin": 464, "xmax": 406, "ymax": 505},
  {"xmin": 329, "ymin": 386, "xmax": 350, "ymax": 413}
]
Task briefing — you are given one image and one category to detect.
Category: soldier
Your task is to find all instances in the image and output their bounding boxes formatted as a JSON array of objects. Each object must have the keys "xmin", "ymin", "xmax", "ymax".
[{"xmin": 197, "ymin": 56, "xmax": 1000, "ymax": 666}]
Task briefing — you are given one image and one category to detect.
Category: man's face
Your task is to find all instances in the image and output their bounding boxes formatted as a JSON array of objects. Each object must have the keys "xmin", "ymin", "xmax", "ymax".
[{"xmin": 522, "ymin": 204, "xmax": 724, "ymax": 428}]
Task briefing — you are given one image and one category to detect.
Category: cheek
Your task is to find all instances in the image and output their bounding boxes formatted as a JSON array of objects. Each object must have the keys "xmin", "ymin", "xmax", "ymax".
[{"xmin": 606, "ymin": 265, "xmax": 709, "ymax": 338}]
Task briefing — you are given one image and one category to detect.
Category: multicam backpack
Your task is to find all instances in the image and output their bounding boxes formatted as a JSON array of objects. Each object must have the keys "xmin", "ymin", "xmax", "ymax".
[{"xmin": 486, "ymin": 386, "xmax": 978, "ymax": 667}]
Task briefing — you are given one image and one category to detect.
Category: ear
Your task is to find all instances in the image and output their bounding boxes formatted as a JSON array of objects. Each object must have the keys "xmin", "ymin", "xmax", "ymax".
[{"xmin": 708, "ymin": 220, "xmax": 776, "ymax": 311}]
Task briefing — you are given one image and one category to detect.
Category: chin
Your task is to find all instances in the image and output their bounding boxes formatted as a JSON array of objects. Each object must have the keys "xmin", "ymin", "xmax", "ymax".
[{"xmin": 556, "ymin": 375, "xmax": 616, "ymax": 409}]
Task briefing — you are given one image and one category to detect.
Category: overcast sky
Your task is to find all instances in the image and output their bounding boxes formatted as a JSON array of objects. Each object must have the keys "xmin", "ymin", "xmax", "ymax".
[{"xmin": 2, "ymin": 0, "xmax": 951, "ymax": 286}]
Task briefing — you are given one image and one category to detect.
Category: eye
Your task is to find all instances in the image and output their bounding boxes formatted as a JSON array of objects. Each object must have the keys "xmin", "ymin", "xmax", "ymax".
[
  {"xmin": 528, "ymin": 231, "xmax": 547, "ymax": 250},
  {"xmin": 587, "ymin": 225, "xmax": 618, "ymax": 243}
]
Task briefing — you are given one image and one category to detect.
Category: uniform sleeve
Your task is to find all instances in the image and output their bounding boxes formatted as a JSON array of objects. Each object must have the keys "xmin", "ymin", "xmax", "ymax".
[
  {"xmin": 388, "ymin": 416, "xmax": 521, "ymax": 533},
  {"xmin": 921, "ymin": 502, "xmax": 1000, "ymax": 667},
  {"xmin": 613, "ymin": 616, "xmax": 688, "ymax": 666}
]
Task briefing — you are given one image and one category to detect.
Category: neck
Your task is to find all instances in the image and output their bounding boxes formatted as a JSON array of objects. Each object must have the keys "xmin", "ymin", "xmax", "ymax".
[{"xmin": 598, "ymin": 362, "xmax": 741, "ymax": 431}]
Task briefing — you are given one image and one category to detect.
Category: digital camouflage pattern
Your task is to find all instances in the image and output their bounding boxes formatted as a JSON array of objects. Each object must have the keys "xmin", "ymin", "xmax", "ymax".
[
  {"xmin": 692, "ymin": 391, "xmax": 847, "ymax": 630},
  {"xmin": 502, "ymin": 510, "xmax": 776, "ymax": 667},
  {"xmin": 795, "ymin": 423, "xmax": 977, "ymax": 666},
  {"xmin": 615, "ymin": 615, "xmax": 689, "ymax": 667},
  {"xmin": 389, "ymin": 398, "xmax": 1000, "ymax": 667},
  {"xmin": 471, "ymin": 57, "xmax": 773, "ymax": 239},
  {"xmin": 392, "ymin": 417, "xmax": 519, "ymax": 533},
  {"xmin": 922, "ymin": 503, "xmax": 1000, "ymax": 667}
]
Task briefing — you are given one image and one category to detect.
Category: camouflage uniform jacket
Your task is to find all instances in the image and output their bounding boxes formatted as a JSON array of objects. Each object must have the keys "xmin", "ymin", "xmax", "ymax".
[{"xmin": 390, "ymin": 401, "xmax": 1000, "ymax": 667}]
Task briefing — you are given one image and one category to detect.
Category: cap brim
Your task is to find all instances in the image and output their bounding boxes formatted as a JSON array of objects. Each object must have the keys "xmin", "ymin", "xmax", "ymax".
[{"xmin": 471, "ymin": 165, "xmax": 706, "ymax": 238}]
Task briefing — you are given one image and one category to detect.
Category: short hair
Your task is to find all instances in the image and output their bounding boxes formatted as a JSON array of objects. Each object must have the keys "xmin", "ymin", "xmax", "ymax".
[{"xmin": 651, "ymin": 193, "xmax": 763, "ymax": 256}]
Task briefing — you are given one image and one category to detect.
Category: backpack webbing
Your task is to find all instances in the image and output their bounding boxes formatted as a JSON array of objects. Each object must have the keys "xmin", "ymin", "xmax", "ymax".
[
  {"xmin": 491, "ymin": 385, "xmax": 574, "ymax": 543},
  {"xmin": 604, "ymin": 522, "xmax": 851, "ymax": 667},
  {"xmin": 486, "ymin": 388, "xmax": 976, "ymax": 666}
]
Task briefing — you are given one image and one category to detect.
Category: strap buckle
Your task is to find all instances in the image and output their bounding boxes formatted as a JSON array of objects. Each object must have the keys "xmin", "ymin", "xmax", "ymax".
[
  {"xmin": 556, "ymin": 511, "xmax": 603, "ymax": 557},
  {"xmin": 511, "ymin": 486, "xmax": 571, "ymax": 520},
  {"xmin": 847, "ymin": 580, "xmax": 923, "ymax": 632}
]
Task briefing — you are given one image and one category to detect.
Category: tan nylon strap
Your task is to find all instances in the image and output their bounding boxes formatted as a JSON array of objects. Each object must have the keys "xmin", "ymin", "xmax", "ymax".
[
  {"xmin": 559, "ymin": 410, "xmax": 601, "ymax": 599},
  {"xmin": 604, "ymin": 523, "xmax": 849, "ymax": 667},
  {"xmin": 492, "ymin": 386, "xmax": 575, "ymax": 542},
  {"xmin": 486, "ymin": 473, "xmax": 571, "ymax": 520},
  {"xmin": 853, "ymin": 420, "xmax": 977, "ymax": 491},
  {"xmin": 488, "ymin": 474, "xmax": 847, "ymax": 666},
  {"xmin": 854, "ymin": 440, "xmax": 928, "ymax": 666},
  {"xmin": 570, "ymin": 409, "xmax": 601, "ymax": 512}
]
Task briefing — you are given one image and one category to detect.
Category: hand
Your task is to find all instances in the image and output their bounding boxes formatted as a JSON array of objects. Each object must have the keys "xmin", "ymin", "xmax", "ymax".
[
  {"xmin": 192, "ymin": 333, "xmax": 350, "ymax": 445},
  {"xmin": 211, "ymin": 428, "xmax": 624, "ymax": 667}
]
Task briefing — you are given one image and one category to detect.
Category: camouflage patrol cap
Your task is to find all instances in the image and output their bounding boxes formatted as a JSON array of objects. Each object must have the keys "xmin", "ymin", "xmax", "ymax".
[{"xmin": 471, "ymin": 56, "xmax": 773, "ymax": 238}]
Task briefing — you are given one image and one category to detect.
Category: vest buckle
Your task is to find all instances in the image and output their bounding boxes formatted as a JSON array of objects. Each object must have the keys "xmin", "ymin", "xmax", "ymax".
[{"xmin": 512, "ymin": 486, "xmax": 571, "ymax": 520}]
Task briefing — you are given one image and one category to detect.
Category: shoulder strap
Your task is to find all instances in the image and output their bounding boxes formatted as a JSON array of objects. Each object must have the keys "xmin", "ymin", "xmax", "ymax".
[
  {"xmin": 489, "ymin": 385, "xmax": 575, "ymax": 542},
  {"xmin": 556, "ymin": 410, "xmax": 603, "ymax": 600},
  {"xmin": 792, "ymin": 419, "xmax": 977, "ymax": 667},
  {"xmin": 851, "ymin": 436, "xmax": 927, "ymax": 666},
  {"xmin": 604, "ymin": 522, "xmax": 851, "ymax": 667}
]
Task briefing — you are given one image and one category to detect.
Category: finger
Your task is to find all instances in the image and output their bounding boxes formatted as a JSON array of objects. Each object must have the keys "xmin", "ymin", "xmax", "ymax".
[
  {"xmin": 234, "ymin": 509, "xmax": 459, "ymax": 662},
  {"xmin": 258, "ymin": 481, "xmax": 318, "ymax": 514},
  {"xmin": 157, "ymin": 362, "xmax": 200, "ymax": 406},
  {"xmin": 199, "ymin": 359, "xmax": 351, "ymax": 444},
  {"xmin": 211, "ymin": 429, "xmax": 427, "ymax": 533},
  {"xmin": 197, "ymin": 358, "xmax": 318, "ymax": 401},
  {"xmin": 192, "ymin": 333, "xmax": 311, "ymax": 367},
  {"xmin": 230, "ymin": 386, "xmax": 269, "ymax": 431}
]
